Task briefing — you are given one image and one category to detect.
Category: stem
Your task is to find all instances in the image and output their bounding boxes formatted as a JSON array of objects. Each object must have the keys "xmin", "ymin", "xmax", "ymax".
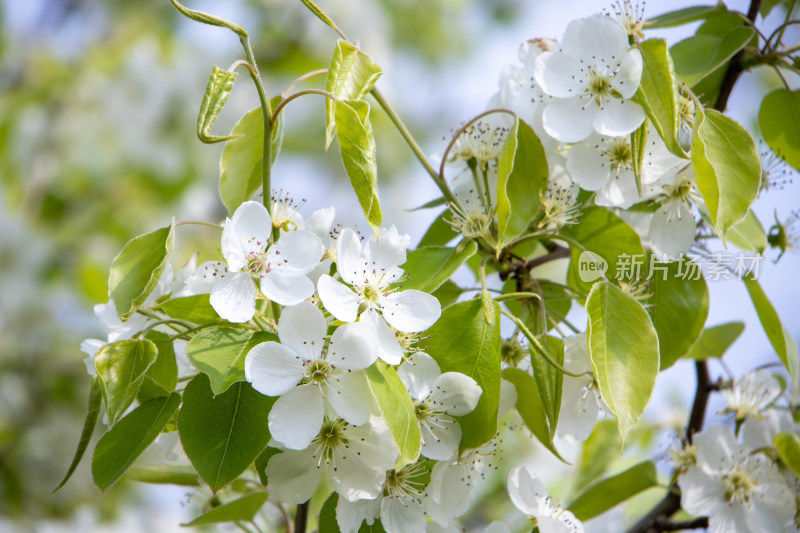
[
  {"xmin": 176, "ymin": 220, "xmax": 223, "ymax": 231},
  {"xmin": 282, "ymin": 68, "xmax": 328, "ymax": 97},
  {"xmin": 294, "ymin": 502, "xmax": 309, "ymax": 533},
  {"xmin": 138, "ymin": 319, "xmax": 193, "ymax": 339},
  {"xmin": 715, "ymin": 0, "xmax": 763, "ymax": 111},
  {"xmin": 271, "ymin": 89, "xmax": 338, "ymax": 124},
  {"xmin": 494, "ymin": 292, "xmax": 544, "ymax": 302},
  {"xmin": 273, "ymin": 502, "xmax": 293, "ymax": 533},
  {"xmin": 438, "ymin": 108, "xmax": 517, "ymax": 180}
]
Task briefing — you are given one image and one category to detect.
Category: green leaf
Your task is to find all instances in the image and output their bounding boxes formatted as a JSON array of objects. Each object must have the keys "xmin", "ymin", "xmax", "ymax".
[
  {"xmin": 197, "ymin": 66, "xmax": 239, "ymax": 144},
  {"xmin": 431, "ymin": 280, "xmax": 463, "ymax": 308},
  {"xmin": 138, "ymin": 331, "xmax": 178, "ymax": 401},
  {"xmin": 218, "ymin": 100, "xmax": 283, "ymax": 214},
  {"xmin": 418, "ymin": 210, "xmax": 458, "ymax": 248},
  {"xmin": 178, "ymin": 375, "xmax": 274, "ymax": 492},
  {"xmin": 186, "ymin": 327, "xmax": 276, "ymax": 396},
  {"xmin": 335, "ymin": 99, "xmax": 382, "ymax": 235},
  {"xmin": 423, "ymin": 299, "xmax": 502, "ymax": 451},
  {"xmin": 158, "ymin": 294, "xmax": 220, "ymax": 324},
  {"xmin": 575, "ymin": 420, "xmax": 622, "ymax": 488},
  {"xmin": 126, "ymin": 464, "xmax": 199, "ymax": 486},
  {"xmin": 646, "ymin": 4, "xmax": 727, "ymax": 28},
  {"xmin": 53, "ymin": 378, "xmax": 103, "ymax": 492},
  {"xmin": 108, "ymin": 223, "xmax": 175, "ymax": 320},
  {"xmin": 630, "ymin": 121, "xmax": 647, "ymax": 193},
  {"xmin": 727, "ymin": 210, "xmax": 767, "ymax": 253},
  {"xmin": 743, "ymin": 276, "xmax": 799, "ymax": 383},
  {"xmin": 774, "ymin": 433, "xmax": 800, "ymax": 477},
  {"xmin": 319, "ymin": 492, "xmax": 341, "ymax": 533},
  {"xmin": 568, "ymin": 461, "xmax": 658, "ymax": 521},
  {"xmin": 685, "ymin": 322, "xmax": 745, "ymax": 360},
  {"xmin": 325, "ymin": 40, "xmax": 382, "ymax": 149},
  {"xmin": 496, "ymin": 119, "xmax": 549, "ymax": 247},
  {"xmin": 254, "ymin": 446, "xmax": 280, "ymax": 487},
  {"xmin": 95, "ymin": 339, "xmax": 158, "ymax": 425},
  {"xmin": 365, "ymin": 362, "xmax": 421, "ymax": 469},
  {"xmin": 92, "ymin": 393, "xmax": 180, "ymax": 490},
  {"xmin": 759, "ymin": 89, "xmax": 800, "ymax": 172},
  {"xmin": 647, "ymin": 257, "xmax": 709, "ymax": 369},
  {"xmin": 563, "ymin": 206, "xmax": 645, "ymax": 294},
  {"xmin": 299, "ymin": 0, "xmax": 338, "ymax": 33},
  {"xmin": 633, "ymin": 39, "xmax": 684, "ymax": 156},
  {"xmin": 502, "ymin": 368, "xmax": 566, "ymax": 462},
  {"xmin": 691, "ymin": 107, "xmax": 761, "ymax": 239},
  {"xmin": 529, "ymin": 336, "xmax": 564, "ymax": 438},
  {"xmin": 183, "ymin": 492, "xmax": 268, "ymax": 526},
  {"xmin": 586, "ymin": 283, "xmax": 660, "ymax": 440},
  {"xmin": 399, "ymin": 242, "xmax": 477, "ymax": 294},
  {"xmin": 671, "ymin": 27, "xmax": 754, "ymax": 87}
]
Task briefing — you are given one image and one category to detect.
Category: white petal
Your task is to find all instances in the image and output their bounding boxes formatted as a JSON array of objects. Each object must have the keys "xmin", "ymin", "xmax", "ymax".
[
  {"xmin": 380, "ymin": 495, "xmax": 426, "ymax": 533},
  {"xmin": 360, "ymin": 309, "xmax": 404, "ymax": 365},
  {"xmin": 344, "ymin": 416, "xmax": 399, "ymax": 473},
  {"xmin": 80, "ymin": 338, "xmax": 105, "ymax": 358},
  {"xmin": 542, "ymin": 98, "xmax": 596, "ymax": 143},
  {"xmin": 318, "ymin": 274, "xmax": 361, "ymax": 322},
  {"xmin": 187, "ymin": 261, "xmax": 226, "ymax": 295},
  {"xmin": 484, "ymin": 523, "xmax": 513, "ymax": 533},
  {"xmin": 278, "ymin": 301, "xmax": 326, "ymax": 361},
  {"xmin": 222, "ymin": 201, "xmax": 271, "ymax": 271},
  {"xmin": 397, "ymin": 352, "xmax": 440, "ymax": 401},
  {"xmin": 429, "ymin": 372, "xmax": 482, "ymax": 416},
  {"xmin": 694, "ymin": 425, "xmax": 740, "ymax": 473},
  {"xmin": 209, "ymin": 271, "xmax": 257, "ymax": 323},
  {"xmin": 556, "ymin": 376, "xmax": 600, "ymax": 442},
  {"xmin": 245, "ymin": 342, "xmax": 305, "ymax": 396},
  {"xmin": 332, "ymin": 419, "xmax": 398, "ymax": 501},
  {"xmin": 336, "ymin": 496, "xmax": 380, "ymax": 533},
  {"xmin": 381, "ymin": 290, "xmax": 441, "ymax": 333},
  {"xmin": 507, "ymin": 465, "xmax": 545, "ymax": 517},
  {"xmin": 326, "ymin": 371, "xmax": 375, "ymax": 426},
  {"xmin": 365, "ymin": 225, "xmax": 410, "ymax": 273},
  {"xmin": 677, "ymin": 466, "xmax": 726, "ymax": 518},
  {"xmin": 566, "ymin": 143, "xmax": 610, "ymax": 191},
  {"xmin": 649, "ymin": 202, "xmax": 696, "ymax": 261},
  {"xmin": 612, "ymin": 49, "xmax": 643, "ymax": 99},
  {"xmin": 561, "ymin": 14, "xmax": 629, "ymax": 64},
  {"xmin": 593, "ymin": 98, "xmax": 645, "ymax": 137},
  {"xmin": 260, "ymin": 270, "xmax": 314, "ymax": 306},
  {"xmin": 534, "ymin": 52, "xmax": 583, "ymax": 98},
  {"xmin": 498, "ymin": 378, "xmax": 519, "ymax": 420},
  {"xmin": 420, "ymin": 415, "xmax": 461, "ymax": 461},
  {"xmin": 595, "ymin": 170, "xmax": 642, "ymax": 209},
  {"xmin": 265, "ymin": 448, "xmax": 322, "ymax": 505},
  {"xmin": 272, "ymin": 229, "xmax": 324, "ymax": 273},
  {"xmin": 304, "ymin": 207, "xmax": 336, "ymax": 240},
  {"xmin": 336, "ymin": 228, "xmax": 363, "ymax": 286},
  {"xmin": 268, "ymin": 385, "xmax": 325, "ymax": 450},
  {"xmin": 426, "ymin": 461, "xmax": 473, "ymax": 526},
  {"xmin": 328, "ymin": 322, "xmax": 378, "ymax": 371}
]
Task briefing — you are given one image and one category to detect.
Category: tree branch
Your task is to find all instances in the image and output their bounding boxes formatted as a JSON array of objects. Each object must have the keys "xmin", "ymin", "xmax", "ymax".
[
  {"xmin": 714, "ymin": 0, "xmax": 763, "ymax": 111},
  {"xmin": 294, "ymin": 501, "xmax": 309, "ymax": 533}
]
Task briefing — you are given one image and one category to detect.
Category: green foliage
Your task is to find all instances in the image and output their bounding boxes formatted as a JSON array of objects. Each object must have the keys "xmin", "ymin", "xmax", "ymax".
[
  {"xmin": 586, "ymin": 282, "xmax": 660, "ymax": 440},
  {"xmin": 418, "ymin": 210, "xmax": 458, "ymax": 248},
  {"xmin": 530, "ymin": 337, "xmax": 564, "ymax": 441},
  {"xmin": 126, "ymin": 464, "xmax": 199, "ymax": 486},
  {"xmin": 575, "ymin": 420, "xmax": 622, "ymax": 488},
  {"xmin": 186, "ymin": 328, "xmax": 277, "ymax": 395},
  {"xmin": 53, "ymin": 378, "xmax": 103, "ymax": 492},
  {"xmin": 692, "ymin": 108, "xmax": 761, "ymax": 240},
  {"xmin": 759, "ymin": 89, "xmax": 800, "ymax": 172},
  {"xmin": 685, "ymin": 322, "xmax": 745, "ymax": 360},
  {"xmin": 424, "ymin": 299, "xmax": 501, "ymax": 451},
  {"xmin": 92, "ymin": 393, "xmax": 181, "ymax": 491},
  {"xmin": 178, "ymin": 375, "xmax": 274, "ymax": 492},
  {"xmin": 774, "ymin": 433, "xmax": 800, "ymax": 477},
  {"xmin": 335, "ymin": 99, "xmax": 382, "ymax": 235},
  {"xmin": 726, "ymin": 210, "xmax": 768, "ymax": 253},
  {"xmin": 138, "ymin": 331, "xmax": 178, "ymax": 402},
  {"xmin": 95, "ymin": 339, "xmax": 158, "ymax": 425},
  {"xmin": 365, "ymin": 362, "xmax": 422, "ymax": 469},
  {"xmin": 646, "ymin": 4, "xmax": 727, "ymax": 28},
  {"xmin": 196, "ymin": 66, "xmax": 239, "ymax": 144},
  {"xmin": 183, "ymin": 492, "xmax": 268, "ymax": 526},
  {"xmin": 108, "ymin": 223, "xmax": 175, "ymax": 320},
  {"xmin": 399, "ymin": 242, "xmax": 477, "ymax": 293},
  {"xmin": 671, "ymin": 27, "xmax": 753, "ymax": 88},
  {"xmin": 319, "ymin": 492, "xmax": 387, "ymax": 533},
  {"xmin": 158, "ymin": 294, "xmax": 221, "ymax": 324},
  {"xmin": 568, "ymin": 461, "xmax": 658, "ymax": 521}
]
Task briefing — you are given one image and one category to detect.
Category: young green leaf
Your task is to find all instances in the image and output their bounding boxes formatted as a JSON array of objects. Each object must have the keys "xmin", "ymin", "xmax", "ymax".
[
  {"xmin": 325, "ymin": 40, "xmax": 382, "ymax": 149},
  {"xmin": 495, "ymin": 119, "xmax": 549, "ymax": 247},
  {"xmin": 335, "ymin": 99, "xmax": 382, "ymax": 235},
  {"xmin": 529, "ymin": 336, "xmax": 564, "ymax": 438},
  {"xmin": 691, "ymin": 107, "xmax": 760, "ymax": 240},
  {"xmin": 319, "ymin": 492, "xmax": 341, "ymax": 533},
  {"xmin": 53, "ymin": 378, "xmax": 103, "ymax": 492},
  {"xmin": 743, "ymin": 276, "xmax": 799, "ymax": 383},
  {"xmin": 726, "ymin": 210, "xmax": 767, "ymax": 253},
  {"xmin": 178, "ymin": 375, "xmax": 274, "ymax": 492},
  {"xmin": 158, "ymin": 294, "xmax": 220, "ymax": 324},
  {"xmin": 759, "ymin": 89, "xmax": 800, "ymax": 172},
  {"xmin": 646, "ymin": 4, "xmax": 727, "ymax": 28},
  {"xmin": 186, "ymin": 327, "xmax": 277, "ymax": 396},
  {"xmin": 365, "ymin": 362, "xmax": 421, "ymax": 469},
  {"xmin": 183, "ymin": 492, "xmax": 268, "ymax": 526},
  {"xmin": 568, "ymin": 461, "xmax": 658, "ymax": 521},
  {"xmin": 197, "ymin": 66, "xmax": 239, "ymax": 144},
  {"xmin": 399, "ymin": 242, "xmax": 477, "ymax": 294},
  {"xmin": 684, "ymin": 322, "xmax": 745, "ymax": 360},
  {"xmin": 575, "ymin": 420, "xmax": 622, "ymax": 488},
  {"xmin": 126, "ymin": 464, "xmax": 199, "ymax": 486},
  {"xmin": 774, "ymin": 433, "xmax": 800, "ymax": 477},
  {"xmin": 95, "ymin": 339, "xmax": 158, "ymax": 425},
  {"xmin": 671, "ymin": 27, "xmax": 754, "ymax": 87},
  {"xmin": 138, "ymin": 331, "xmax": 178, "ymax": 401},
  {"xmin": 108, "ymin": 222, "xmax": 175, "ymax": 320},
  {"xmin": 418, "ymin": 209, "xmax": 458, "ymax": 248},
  {"xmin": 630, "ymin": 121, "xmax": 648, "ymax": 193},
  {"xmin": 586, "ymin": 282, "xmax": 660, "ymax": 440},
  {"xmin": 423, "ymin": 299, "xmax": 501, "ymax": 451},
  {"xmin": 92, "ymin": 393, "xmax": 180, "ymax": 491}
]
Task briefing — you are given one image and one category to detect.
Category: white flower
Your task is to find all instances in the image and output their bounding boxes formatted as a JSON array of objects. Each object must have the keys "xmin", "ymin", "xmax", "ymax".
[
  {"xmin": 556, "ymin": 334, "xmax": 603, "ymax": 442},
  {"xmin": 451, "ymin": 113, "xmax": 514, "ymax": 165},
  {"xmin": 245, "ymin": 301, "xmax": 378, "ymax": 450},
  {"xmin": 538, "ymin": 166, "xmax": 581, "ymax": 231},
  {"xmin": 677, "ymin": 425, "xmax": 796, "ymax": 533},
  {"xmin": 397, "ymin": 353, "xmax": 482, "ymax": 460},
  {"xmin": 265, "ymin": 416, "xmax": 399, "ymax": 505},
  {"xmin": 300, "ymin": 206, "xmax": 337, "ymax": 284},
  {"xmin": 318, "ymin": 226, "xmax": 441, "ymax": 364},
  {"xmin": 448, "ymin": 166, "xmax": 497, "ymax": 245},
  {"xmin": 648, "ymin": 167, "xmax": 701, "ymax": 261},
  {"xmin": 209, "ymin": 201, "xmax": 323, "ymax": 323},
  {"xmin": 720, "ymin": 370, "xmax": 783, "ymax": 423},
  {"xmin": 534, "ymin": 14, "xmax": 644, "ymax": 143},
  {"xmin": 742, "ymin": 408, "xmax": 800, "ymax": 451},
  {"xmin": 507, "ymin": 465, "xmax": 584, "ymax": 533}
]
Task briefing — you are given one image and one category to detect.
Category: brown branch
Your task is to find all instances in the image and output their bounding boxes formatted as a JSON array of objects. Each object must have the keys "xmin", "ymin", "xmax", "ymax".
[
  {"xmin": 715, "ymin": 0, "xmax": 763, "ymax": 111},
  {"xmin": 294, "ymin": 501, "xmax": 309, "ymax": 533}
]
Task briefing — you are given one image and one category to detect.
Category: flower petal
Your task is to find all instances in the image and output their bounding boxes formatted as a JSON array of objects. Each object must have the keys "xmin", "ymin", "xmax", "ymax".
[
  {"xmin": 272, "ymin": 229, "xmax": 324, "ymax": 273},
  {"xmin": 566, "ymin": 142, "xmax": 611, "ymax": 191},
  {"xmin": 595, "ymin": 170, "xmax": 643, "ymax": 209},
  {"xmin": 336, "ymin": 228, "xmax": 363, "ymax": 286},
  {"xmin": 380, "ymin": 495, "xmax": 426, "ymax": 533},
  {"xmin": 260, "ymin": 270, "xmax": 314, "ymax": 306},
  {"xmin": 332, "ymin": 418, "xmax": 398, "ymax": 501},
  {"xmin": 209, "ymin": 271, "xmax": 257, "ymax": 323},
  {"xmin": 649, "ymin": 202, "xmax": 696, "ymax": 261},
  {"xmin": 327, "ymin": 372, "xmax": 375, "ymax": 427},
  {"xmin": 420, "ymin": 415, "xmax": 461, "ymax": 461},
  {"xmin": 507, "ymin": 465, "xmax": 545, "ymax": 517},
  {"xmin": 328, "ymin": 322, "xmax": 378, "ymax": 371},
  {"xmin": 278, "ymin": 300, "xmax": 326, "ymax": 361},
  {"xmin": 336, "ymin": 496, "xmax": 380, "ymax": 533},
  {"xmin": 360, "ymin": 309, "xmax": 404, "ymax": 365},
  {"xmin": 318, "ymin": 274, "xmax": 361, "ymax": 322},
  {"xmin": 426, "ymin": 461, "xmax": 473, "ymax": 526},
  {"xmin": 265, "ymin": 448, "xmax": 322, "ymax": 505},
  {"xmin": 221, "ymin": 201, "xmax": 271, "ymax": 271},
  {"xmin": 556, "ymin": 375, "xmax": 600, "ymax": 442},
  {"xmin": 542, "ymin": 98, "xmax": 596, "ymax": 143},
  {"xmin": 593, "ymin": 98, "xmax": 645, "ymax": 137},
  {"xmin": 365, "ymin": 225, "xmax": 410, "ymax": 272},
  {"xmin": 245, "ymin": 341, "xmax": 305, "ymax": 396},
  {"xmin": 268, "ymin": 385, "xmax": 324, "ymax": 450},
  {"xmin": 612, "ymin": 49, "xmax": 643, "ymax": 99},
  {"xmin": 534, "ymin": 52, "xmax": 583, "ymax": 99},
  {"xmin": 561, "ymin": 14, "xmax": 629, "ymax": 64},
  {"xmin": 381, "ymin": 290, "xmax": 441, "ymax": 333},
  {"xmin": 397, "ymin": 352, "xmax": 440, "ymax": 401},
  {"xmin": 304, "ymin": 207, "xmax": 336, "ymax": 240},
  {"xmin": 429, "ymin": 372, "xmax": 482, "ymax": 416}
]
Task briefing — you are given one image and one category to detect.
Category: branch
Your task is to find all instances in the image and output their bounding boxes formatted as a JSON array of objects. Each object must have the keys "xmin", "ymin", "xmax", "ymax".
[
  {"xmin": 294, "ymin": 501, "xmax": 309, "ymax": 533},
  {"xmin": 714, "ymin": 0, "xmax": 763, "ymax": 111}
]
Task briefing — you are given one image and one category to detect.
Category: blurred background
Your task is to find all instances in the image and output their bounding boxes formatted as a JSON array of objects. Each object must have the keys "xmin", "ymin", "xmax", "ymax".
[{"xmin": 0, "ymin": 0, "xmax": 797, "ymax": 531}]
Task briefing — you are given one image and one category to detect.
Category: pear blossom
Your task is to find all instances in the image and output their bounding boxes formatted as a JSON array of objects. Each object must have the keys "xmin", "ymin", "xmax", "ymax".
[
  {"xmin": 209, "ymin": 201, "xmax": 323, "ymax": 323},
  {"xmin": 538, "ymin": 168, "xmax": 581, "ymax": 231},
  {"xmin": 397, "ymin": 352, "xmax": 482, "ymax": 460},
  {"xmin": 245, "ymin": 301, "xmax": 378, "ymax": 450},
  {"xmin": 265, "ymin": 415, "xmax": 399, "ymax": 505},
  {"xmin": 507, "ymin": 465, "xmax": 584, "ymax": 533},
  {"xmin": 677, "ymin": 425, "xmax": 796, "ymax": 533},
  {"xmin": 317, "ymin": 226, "xmax": 441, "ymax": 364},
  {"xmin": 720, "ymin": 370, "xmax": 782, "ymax": 424},
  {"xmin": 450, "ymin": 113, "xmax": 514, "ymax": 166},
  {"xmin": 742, "ymin": 408, "xmax": 800, "ymax": 451},
  {"xmin": 648, "ymin": 168, "xmax": 701, "ymax": 261},
  {"xmin": 534, "ymin": 14, "xmax": 645, "ymax": 143},
  {"xmin": 557, "ymin": 334, "xmax": 603, "ymax": 442},
  {"xmin": 448, "ymin": 166, "xmax": 497, "ymax": 245}
]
